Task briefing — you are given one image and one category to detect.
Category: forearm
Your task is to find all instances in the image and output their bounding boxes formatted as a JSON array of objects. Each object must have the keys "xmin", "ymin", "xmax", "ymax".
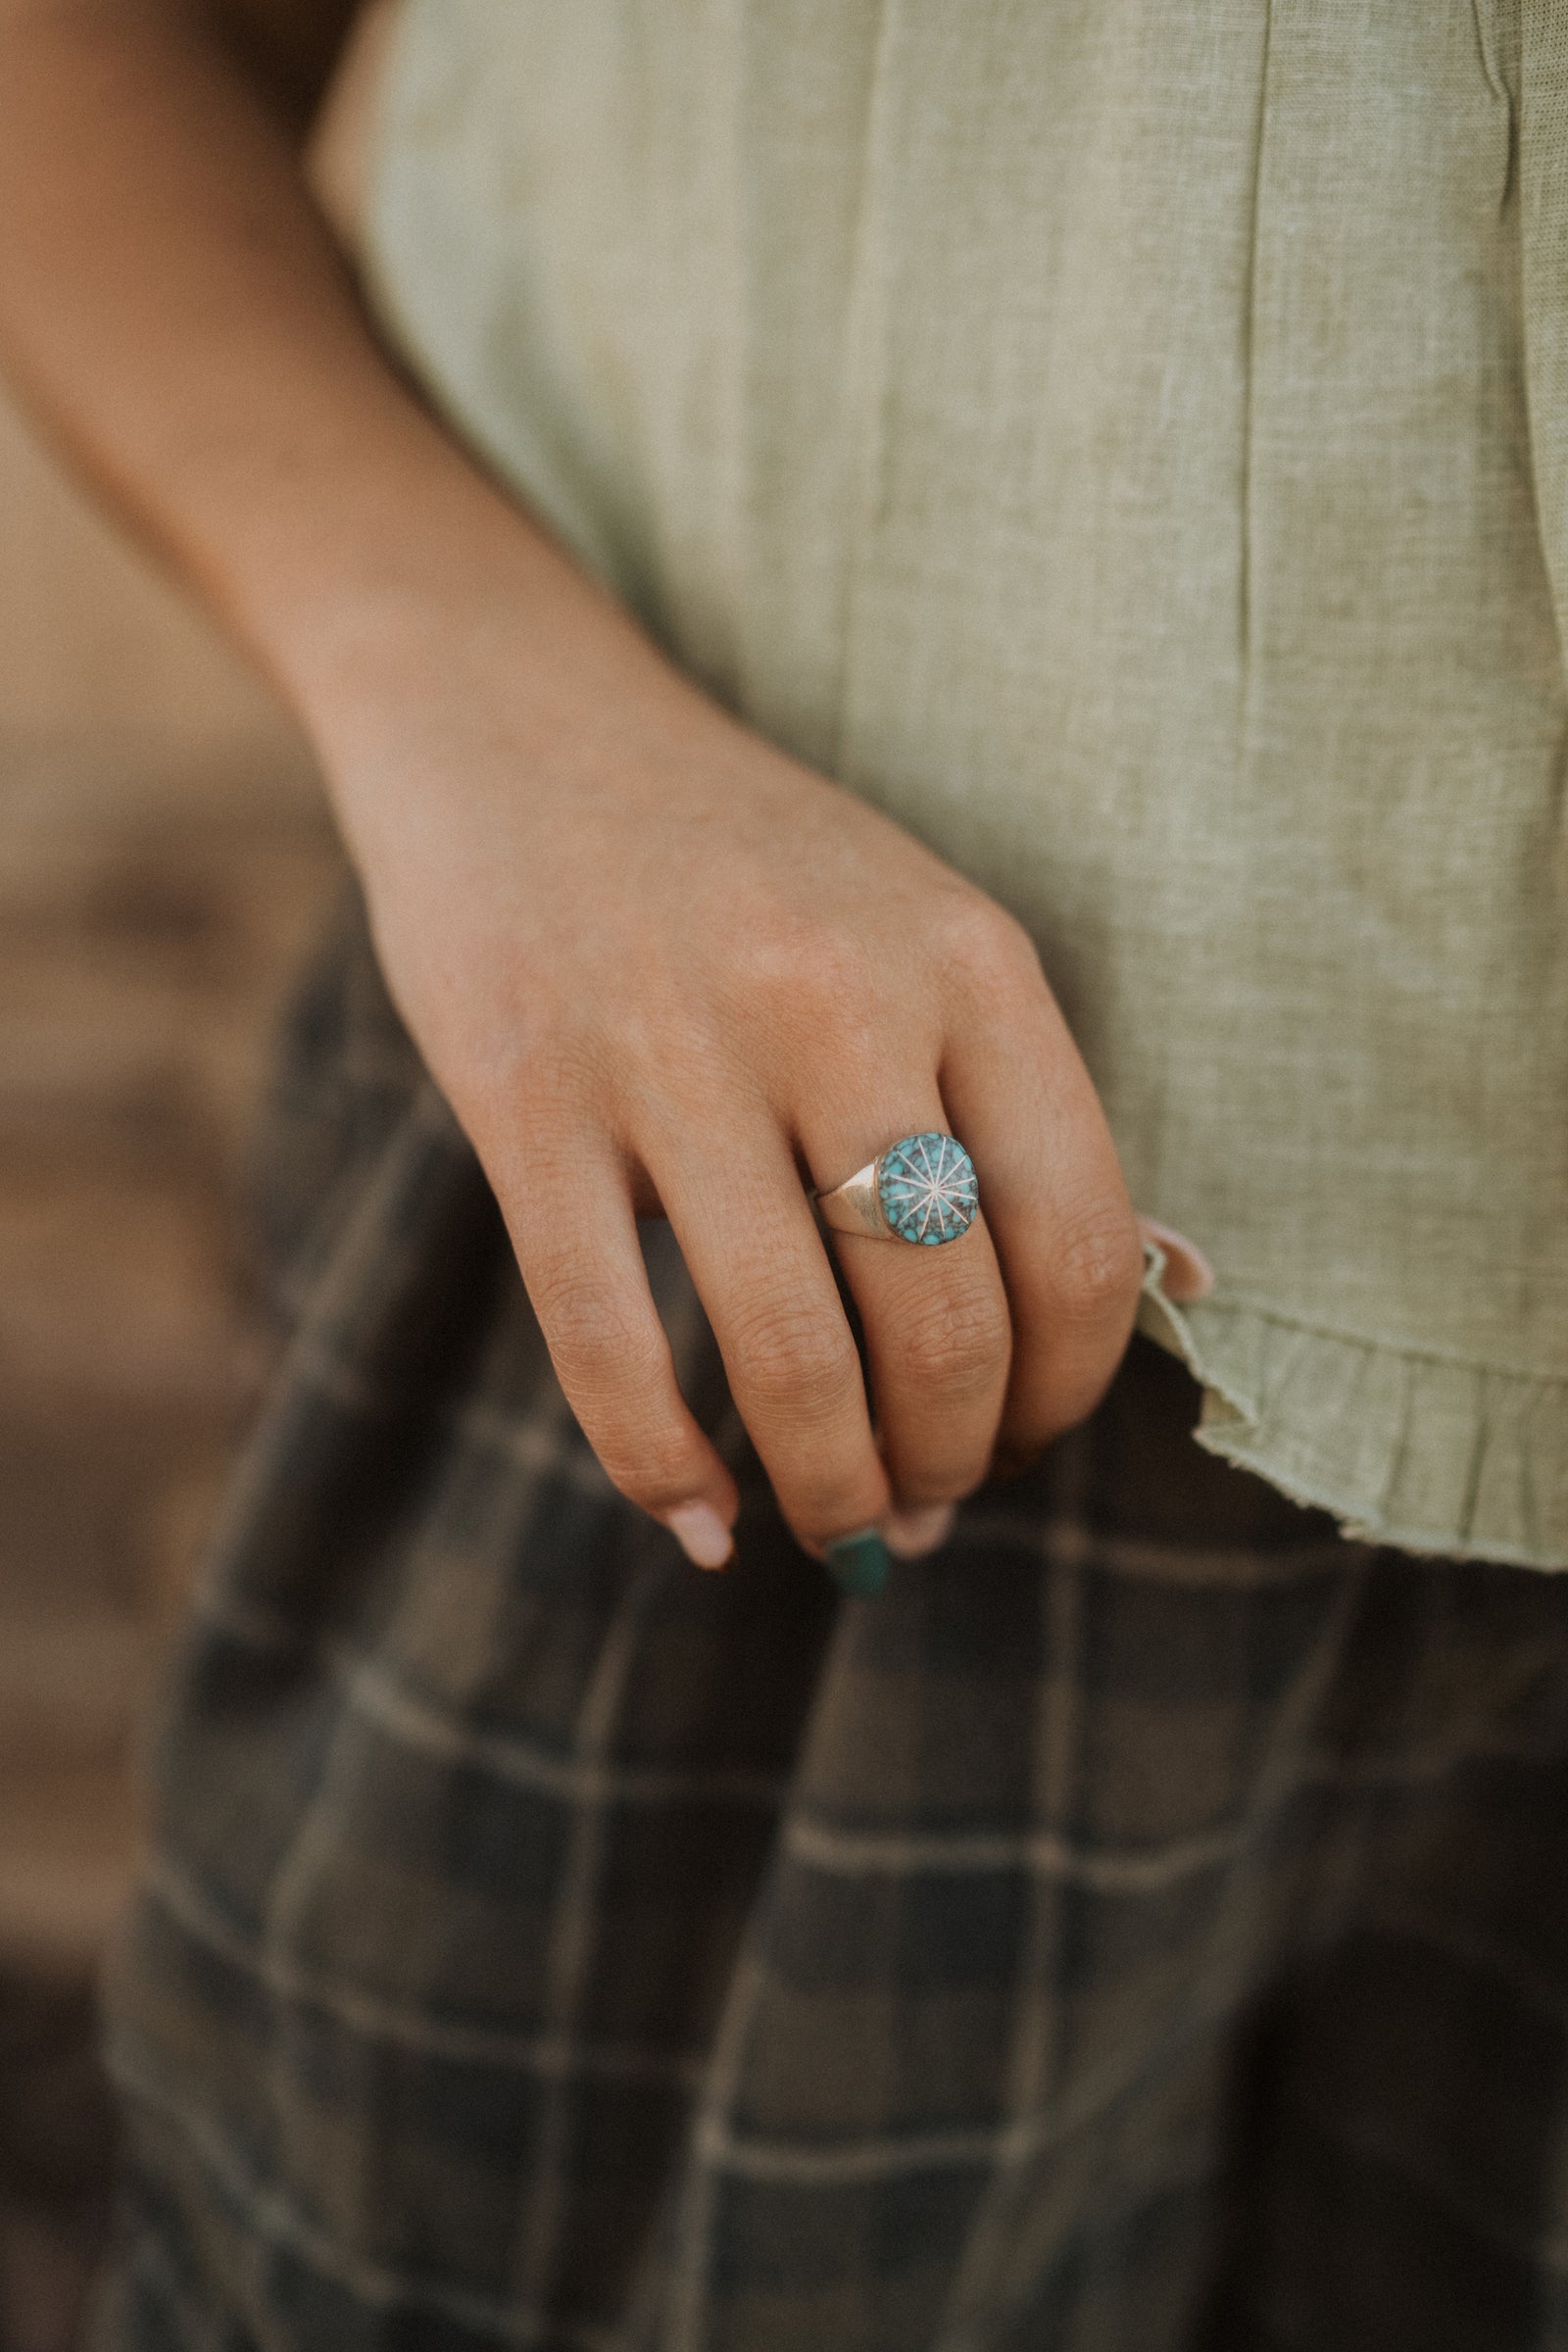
[{"xmin": 0, "ymin": 2, "xmax": 671, "ymax": 835}]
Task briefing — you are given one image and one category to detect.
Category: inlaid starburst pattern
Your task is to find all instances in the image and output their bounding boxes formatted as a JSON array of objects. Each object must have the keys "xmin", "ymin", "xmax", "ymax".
[{"xmin": 877, "ymin": 1132, "xmax": 979, "ymax": 1247}]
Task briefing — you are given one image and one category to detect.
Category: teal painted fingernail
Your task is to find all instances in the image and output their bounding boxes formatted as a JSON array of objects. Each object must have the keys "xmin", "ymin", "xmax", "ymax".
[{"xmin": 824, "ymin": 1529, "xmax": 890, "ymax": 1598}]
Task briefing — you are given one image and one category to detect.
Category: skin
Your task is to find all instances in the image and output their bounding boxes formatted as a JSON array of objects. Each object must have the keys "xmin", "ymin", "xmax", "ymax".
[{"xmin": 0, "ymin": 0, "xmax": 1196, "ymax": 1568}]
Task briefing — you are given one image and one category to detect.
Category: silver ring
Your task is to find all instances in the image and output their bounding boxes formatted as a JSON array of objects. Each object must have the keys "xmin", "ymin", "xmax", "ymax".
[{"xmin": 812, "ymin": 1131, "xmax": 979, "ymax": 1247}]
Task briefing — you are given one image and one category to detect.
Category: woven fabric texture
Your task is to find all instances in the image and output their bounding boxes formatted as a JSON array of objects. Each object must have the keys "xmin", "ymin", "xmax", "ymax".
[
  {"xmin": 93, "ymin": 906, "xmax": 1568, "ymax": 2351},
  {"xmin": 359, "ymin": 0, "xmax": 1568, "ymax": 1565}
]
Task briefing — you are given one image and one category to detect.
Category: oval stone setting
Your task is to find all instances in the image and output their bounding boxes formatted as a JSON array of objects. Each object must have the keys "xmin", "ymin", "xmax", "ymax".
[{"xmin": 876, "ymin": 1133, "xmax": 979, "ymax": 1246}]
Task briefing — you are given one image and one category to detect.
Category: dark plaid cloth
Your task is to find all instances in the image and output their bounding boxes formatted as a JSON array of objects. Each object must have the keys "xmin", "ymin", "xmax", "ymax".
[{"xmin": 94, "ymin": 902, "xmax": 1568, "ymax": 2352}]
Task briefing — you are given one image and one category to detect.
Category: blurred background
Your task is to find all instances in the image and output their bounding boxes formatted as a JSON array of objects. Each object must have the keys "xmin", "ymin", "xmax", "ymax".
[
  {"xmin": 0, "ymin": 50, "xmax": 400, "ymax": 2329},
  {"xmin": 0, "ymin": 370, "xmax": 343, "ymax": 2352}
]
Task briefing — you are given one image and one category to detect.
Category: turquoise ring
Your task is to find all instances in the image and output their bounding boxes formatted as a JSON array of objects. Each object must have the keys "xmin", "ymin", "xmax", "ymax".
[{"xmin": 813, "ymin": 1131, "xmax": 979, "ymax": 1248}]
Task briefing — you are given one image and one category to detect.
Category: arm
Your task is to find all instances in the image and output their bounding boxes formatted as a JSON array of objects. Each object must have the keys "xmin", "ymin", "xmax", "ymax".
[
  {"xmin": 0, "ymin": 0, "xmax": 1155, "ymax": 1578},
  {"xmin": 0, "ymin": 0, "xmax": 640, "ymax": 749}
]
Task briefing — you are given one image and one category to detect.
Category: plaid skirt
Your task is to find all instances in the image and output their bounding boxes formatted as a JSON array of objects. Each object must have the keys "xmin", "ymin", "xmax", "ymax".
[{"xmin": 95, "ymin": 902, "xmax": 1568, "ymax": 2352}]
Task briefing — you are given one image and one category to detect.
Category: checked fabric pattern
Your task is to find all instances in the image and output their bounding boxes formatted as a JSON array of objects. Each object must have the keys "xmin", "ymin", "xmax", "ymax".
[{"xmin": 93, "ymin": 900, "xmax": 1568, "ymax": 2352}]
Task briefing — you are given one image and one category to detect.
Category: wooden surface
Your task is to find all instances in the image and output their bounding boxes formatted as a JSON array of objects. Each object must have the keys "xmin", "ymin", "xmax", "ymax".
[
  {"xmin": 0, "ymin": 738, "xmax": 340, "ymax": 1969},
  {"xmin": 0, "ymin": 26, "xmax": 383, "ymax": 2332},
  {"xmin": 0, "ymin": 389, "xmax": 341, "ymax": 2349}
]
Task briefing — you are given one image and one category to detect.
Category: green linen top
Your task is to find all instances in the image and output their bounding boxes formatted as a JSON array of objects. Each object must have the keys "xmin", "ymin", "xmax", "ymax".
[{"xmin": 360, "ymin": 0, "xmax": 1568, "ymax": 1569}]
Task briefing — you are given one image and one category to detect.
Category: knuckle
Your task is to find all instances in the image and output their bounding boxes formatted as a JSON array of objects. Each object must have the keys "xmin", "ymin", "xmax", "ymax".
[
  {"xmin": 529, "ymin": 1266, "xmax": 659, "ymax": 1395},
  {"xmin": 1052, "ymin": 1200, "xmax": 1145, "ymax": 1331},
  {"xmin": 735, "ymin": 912, "xmax": 870, "ymax": 1017},
  {"xmin": 783, "ymin": 1463, "xmax": 886, "ymax": 1546},
  {"xmin": 492, "ymin": 1018, "xmax": 594, "ymax": 1117},
  {"xmin": 729, "ymin": 909, "xmax": 809, "ymax": 991},
  {"xmin": 730, "ymin": 1296, "xmax": 861, "ymax": 1418},
  {"xmin": 453, "ymin": 1024, "xmax": 591, "ymax": 1167},
  {"xmin": 601, "ymin": 1445, "xmax": 706, "ymax": 1516},
  {"xmin": 895, "ymin": 1283, "xmax": 1011, "ymax": 1399},
  {"xmin": 527, "ymin": 1270, "xmax": 706, "ymax": 1507},
  {"xmin": 939, "ymin": 896, "xmax": 1042, "ymax": 1002}
]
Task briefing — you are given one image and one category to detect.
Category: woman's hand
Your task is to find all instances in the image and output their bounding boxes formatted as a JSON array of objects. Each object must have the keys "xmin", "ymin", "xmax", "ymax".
[
  {"xmin": 322, "ymin": 591, "xmax": 1158, "ymax": 1579},
  {"xmin": 0, "ymin": 6, "xmax": 1205, "ymax": 1585}
]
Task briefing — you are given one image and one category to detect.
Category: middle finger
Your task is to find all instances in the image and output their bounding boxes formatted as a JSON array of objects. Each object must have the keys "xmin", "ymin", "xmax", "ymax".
[{"xmin": 643, "ymin": 1115, "xmax": 895, "ymax": 1554}]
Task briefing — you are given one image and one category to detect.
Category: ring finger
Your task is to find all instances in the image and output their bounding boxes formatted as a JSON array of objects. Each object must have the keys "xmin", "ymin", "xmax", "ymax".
[{"xmin": 803, "ymin": 1092, "xmax": 1011, "ymax": 1520}]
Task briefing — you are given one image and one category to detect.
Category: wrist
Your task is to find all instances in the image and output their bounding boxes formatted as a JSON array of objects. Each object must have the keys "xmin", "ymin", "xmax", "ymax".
[
  {"xmin": 258, "ymin": 435, "xmax": 719, "ymax": 873},
  {"xmin": 225, "ymin": 415, "xmax": 555, "ymax": 724}
]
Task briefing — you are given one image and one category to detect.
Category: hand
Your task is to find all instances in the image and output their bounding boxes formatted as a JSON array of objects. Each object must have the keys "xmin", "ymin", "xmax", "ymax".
[
  {"xmin": 0, "ymin": 0, "xmax": 1206, "ymax": 1588},
  {"xmin": 322, "ymin": 592, "xmax": 1189, "ymax": 1580}
]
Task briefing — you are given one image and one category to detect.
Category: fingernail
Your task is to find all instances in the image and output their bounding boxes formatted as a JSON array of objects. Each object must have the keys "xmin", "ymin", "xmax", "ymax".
[
  {"xmin": 824, "ymin": 1528, "xmax": 890, "ymax": 1597},
  {"xmin": 883, "ymin": 1502, "xmax": 956, "ymax": 1560},
  {"xmin": 662, "ymin": 1501, "xmax": 734, "ymax": 1571},
  {"xmin": 1137, "ymin": 1216, "xmax": 1214, "ymax": 1304}
]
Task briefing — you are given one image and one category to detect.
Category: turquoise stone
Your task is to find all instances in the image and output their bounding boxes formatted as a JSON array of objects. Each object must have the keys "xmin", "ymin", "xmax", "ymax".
[{"xmin": 876, "ymin": 1132, "xmax": 979, "ymax": 1246}]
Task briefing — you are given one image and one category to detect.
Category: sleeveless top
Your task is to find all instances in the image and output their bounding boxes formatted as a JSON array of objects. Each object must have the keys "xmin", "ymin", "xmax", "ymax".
[{"xmin": 357, "ymin": 0, "xmax": 1568, "ymax": 1569}]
